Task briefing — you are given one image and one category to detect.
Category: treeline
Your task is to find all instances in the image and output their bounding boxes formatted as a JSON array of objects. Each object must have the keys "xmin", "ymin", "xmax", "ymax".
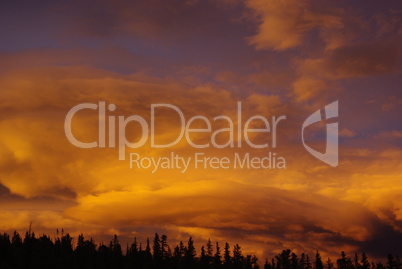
[
  {"xmin": 263, "ymin": 249, "xmax": 401, "ymax": 269},
  {"xmin": 0, "ymin": 230, "xmax": 256, "ymax": 269},
  {"xmin": 0, "ymin": 229, "xmax": 400, "ymax": 269}
]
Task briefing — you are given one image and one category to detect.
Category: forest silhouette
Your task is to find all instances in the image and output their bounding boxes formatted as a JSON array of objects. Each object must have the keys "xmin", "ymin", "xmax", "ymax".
[{"xmin": 0, "ymin": 228, "xmax": 400, "ymax": 269}]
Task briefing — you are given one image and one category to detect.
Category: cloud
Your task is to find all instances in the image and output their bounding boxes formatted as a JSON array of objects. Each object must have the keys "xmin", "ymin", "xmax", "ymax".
[
  {"xmin": 245, "ymin": 0, "xmax": 401, "ymax": 103},
  {"xmin": 0, "ymin": 0, "xmax": 401, "ymax": 262},
  {"xmin": 299, "ymin": 40, "xmax": 402, "ymax": 79},
  {"xmin": 63, "ymin": 179, "xmax": 402, "ymax": 258},
  {"xmin": 339, "ymin": 128, "xmax": 356, "ymax": 138},
  {"xmin": 292, "ymin": 77, "xmax": 329, "ymax": 103},
  {"xmin": 246, "ymin": 0, "xmax": 343, "ymax": 51}
]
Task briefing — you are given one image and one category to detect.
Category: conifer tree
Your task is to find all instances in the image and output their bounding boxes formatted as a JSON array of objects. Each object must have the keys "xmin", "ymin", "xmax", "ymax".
[
  {"xmin": 214, "ymin": 241, "xmax": 222, "ymax": 266},
  {"xmin": 315, "ymin": 251, "xmax": 324, "ymax": 269},
  {"xmin": 224, "ymin": 242, "xmax": 231, "ymax": 265}
]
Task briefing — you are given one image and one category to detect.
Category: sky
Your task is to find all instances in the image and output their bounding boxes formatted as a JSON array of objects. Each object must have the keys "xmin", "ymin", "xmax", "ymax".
[{"xmin": 0, "ymin": 0, "xmax": 401, "ymax": 261}]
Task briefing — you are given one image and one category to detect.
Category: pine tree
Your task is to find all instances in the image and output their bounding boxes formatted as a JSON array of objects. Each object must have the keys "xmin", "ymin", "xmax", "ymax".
[
  {"xmin": 145, "ymin": 238, "xmax": 151, "ymax": 254},
  {"xmin": 109, "ymin": 234, "xmax": 122, "ymax": 268},
  {"xmin": 361, "ymin": 253, "xmax": 370, "ymax": 269},
  {"xmin": 206, "ymin": 238, "xmax": 213, "ymax": 264},
  {"xmin": 338, "ymin": 252, "xmax": 350, "ymax": 269},
  {"xmin": 179, "ymin": 240, "xmax": 185, "ymax": 257},
  {"xmin": 276, "ymin": 249, "xmax": 291, "ymax": 269},
  {"xmin": 161, "ymin": 234, "xmax": 170, "ymax": 262},
  {"xmin": 315, "ymin": 251, "xmax": 324, "ymax": 269},
  {"xmin": 326, "ymin": 258, "xmax": 334, "ymax": 269},
  {"xmin": 184, "ymin": 237, "xmax": 196, "ymax": 266},
  {"xmin": 251, "ymin": 255, "xmax": 259, "ymax": 269},
  {"xmin": 224, "ymin": 242, "xmax": 231, "ymax": 265},
  {"xmin": 233, "ymin": 244, "xmax": 244, "ymax": 266},
  {"xmin": 214, "ymin": 241, "xmax": 222, "ymax": 266},
  {"xmin": 265, "ymin": 259, "xmax": 271, "ymax": 269},
  {"xmin": 110, "ymin": 234, "xmax": 122, "ymax": 255},
  {"xmin": 130, "ymin": 237, "xmax": 138, "ymax": 255},
  {"xmin": 291, "ymin": 253, "xmax": 299, "ymax": 269},
  {"xmin": 153, "ymin": 233, "xmax": 162, "ymax": 263},
  {"xmin": 387, "ymin": 254, "xmax": 396, "ymax": 269},
  {"xmin": 354, "ymin": 253, "xmax": 361, "ymax": 269},
  {"xmin": 301, "ymin": 253, "xmax": 306, "ymax": 269},
  {"xmin": 306, "ymin": 254, "xmax": 312, "ymax": 269},
  {"xmin": 144, "ymin": 237, "xmax": 152, "ymax": 262}
]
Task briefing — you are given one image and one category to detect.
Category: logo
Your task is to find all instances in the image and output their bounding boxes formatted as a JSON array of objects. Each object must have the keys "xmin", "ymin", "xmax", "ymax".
[
  {"xmin": 64, "ymin": 102, "xmax": 288, "ymax": 172},
  {"xmin": 64, "ymin": 100, "xmax": 339, "ymax": 172},
  {"xmin": 301, "ymin": 101, "xmax": 338, "ymax": 167}
]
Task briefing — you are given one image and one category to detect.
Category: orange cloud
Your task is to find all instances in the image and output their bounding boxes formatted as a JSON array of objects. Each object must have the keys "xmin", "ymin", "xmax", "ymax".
[
  {"xmin": 0, "ymin": 0, "xmax": 401, "ymax": 262},
  {"xmin": 247, "ymin": 0, "xmax": 343, "ymax": 51}
]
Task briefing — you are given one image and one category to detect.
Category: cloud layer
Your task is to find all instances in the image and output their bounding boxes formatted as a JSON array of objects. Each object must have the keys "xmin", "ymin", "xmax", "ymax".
[{"xmin": 0, "ymin": 0, "xmax": 401, "ymax": 261}]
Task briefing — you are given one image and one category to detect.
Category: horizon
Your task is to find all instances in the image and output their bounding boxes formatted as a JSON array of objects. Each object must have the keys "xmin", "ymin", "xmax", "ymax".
[{"xmin": 0, "ymin": 228, "xmax": 395, "ymax": 265}]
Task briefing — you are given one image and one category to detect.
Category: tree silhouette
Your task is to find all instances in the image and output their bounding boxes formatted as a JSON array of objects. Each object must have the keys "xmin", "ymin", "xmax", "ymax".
[
  {"xmin": 153, "ymin": 233, "xmax": 163, "ymax": 264},
  {"xmin": 0, "ymin": 228, "xmax": 400, "ymax": 269},
  {"xmin": 214, "ymin": 241, "xmax": 222, "ymax": 266},
  {"xmin": 361, "ymin": 253, "xmax": 370, "ymax": 269},
  {"xmin": 315, "ymin": 251, "xmax": 324, "ymax": 269},
  {"xmin": 224, "ymin": 242, "xmax": 231, "ymax": 266},
  {"xmin": 233, "ymin": 243, "xmax": 244, "ymax": 267},
  {"xmin": 184, "ymin": 236, "xmax": 196, "ymax": 267},
  {"xmin": 326, "ymin": 258, "xmax": 334, "ymax": 269},
  {"xmin": 291, "ymin": 252, "xmax": 299, "ymax": 269}
]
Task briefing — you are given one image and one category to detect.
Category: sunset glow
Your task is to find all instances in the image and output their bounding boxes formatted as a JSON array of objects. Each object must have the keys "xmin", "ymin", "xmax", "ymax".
[{"xmin": 0, "ymin": 0, "xmax": 401, "ymax": 263}]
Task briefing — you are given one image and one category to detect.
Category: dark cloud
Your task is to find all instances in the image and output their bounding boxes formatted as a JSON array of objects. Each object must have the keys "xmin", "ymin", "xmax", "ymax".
[{"xmin": 320, "ymin": 39, "xmax": 402, "ymax": 78}]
